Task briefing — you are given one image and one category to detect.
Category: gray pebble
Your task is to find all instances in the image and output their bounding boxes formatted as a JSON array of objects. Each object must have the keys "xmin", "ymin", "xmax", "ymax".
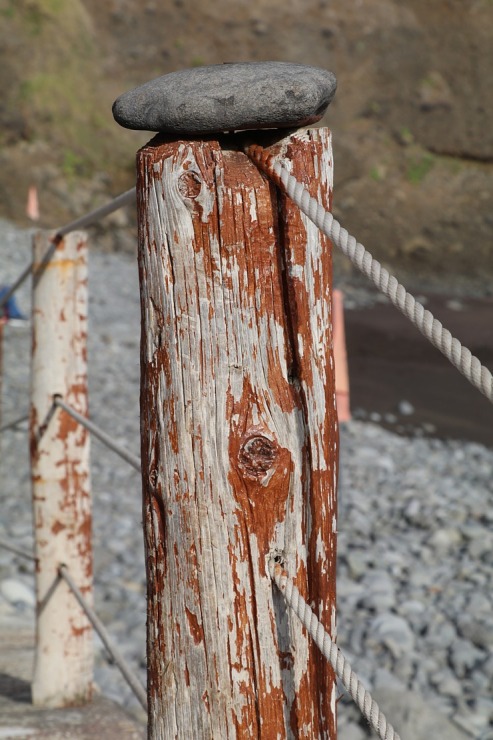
[
  {"xmin": 396, "ymin": 599, "xmax": 428, "ymax": 632},
  {"xmin": 338, "ymin": 723, "xmax": 367, "ymax": 740},
  {"xmin": 0, "ymin": 577, "xmax": 35, "ymax": 608},
  {"xmin": 449, "ymin": 638, "xmax": 485, "ymax": 678},
  {"xmin": 427, "ymin": 527, "xmax": 463, "ymax": 553},
  {"xmin": 457, "ymin": 614, "xmax": 493, "ymax": 649},
  {"xmin": 360, "ymin": 571, "xmax": 396, "ymax": 612},
  {"xmin": 398, "ymin": 399, "xmax": 415, "ymax": 416},
  {"xmin": 425, "ymin": 618, "xmax": 457, "ymax": 650},
  {"xmin": 2, "ymin": 219, "xmax": 493, "ymax": 737},
  {"xmin": 429, "ymin": 668, "xmax": 463, "ymax": 698},
  {"xmin": 369, "ymin": 613, "xmax": 415, "ymax": 657},
  {"xmin": 345, "ymin": 550, "xmax": 372, "ymax": 579},
  {"xmin": 372, "ymin": 688, "xmax": 469, "ymax": 739},
  {"xmin": 373, "ymin": 666, "xmax": 406, "ymax": 692},
  {"xmin": 454, "ymin": 709, "xmax": 492, "ymax": 737},
  {"xmin": 383, "ymin": 413, "xmax": 398, "ymax": 424},
  {"xmin": 468, "ymin": 531, "xmax": 493, "ymax": 559},
  {"xmin": 112, "ymin": 62, "xmax": 337, "ymax": 134}
]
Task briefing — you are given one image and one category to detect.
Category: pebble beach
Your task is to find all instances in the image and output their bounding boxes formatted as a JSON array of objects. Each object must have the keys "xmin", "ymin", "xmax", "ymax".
[{"xmin": 1, "ymin": 218, "xmax": 492, "ymax": 738}]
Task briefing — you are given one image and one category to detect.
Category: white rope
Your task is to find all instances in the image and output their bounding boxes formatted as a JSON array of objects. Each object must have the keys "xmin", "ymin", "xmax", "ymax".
[
  {"xmin": 247, "ymin": 146, "xmax": 493, "ymax": 405},
  {"xmin": 59, "ymin": 565, "xmax": 147, "ymax": 710},
  {"xmin": 54, "ymin": 396, "xmax": 141, "ymax": 473},
  {"xmin": 269, "ymin": 558, "xmax": 401, "ymax": 740}
]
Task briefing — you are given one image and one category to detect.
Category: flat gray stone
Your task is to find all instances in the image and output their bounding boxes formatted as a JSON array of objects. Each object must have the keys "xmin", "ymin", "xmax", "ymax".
[
  {"xmin": 0, "ymin": 578, "xmax": 35, "ymax": 608},
  {"xmin": 372, "ymin": 688, "xmax": 469, "ymax": 740},
  {"xmin": 112, "ymin": 62, "xmax": 336, "ymax": 134},
  {"xmin": 369, "ymin": 612, "xmax": 415, "ymax": 657},
  {"xmin": 360, "ymin": 570, "xmax": 396, "ymax": 612}
]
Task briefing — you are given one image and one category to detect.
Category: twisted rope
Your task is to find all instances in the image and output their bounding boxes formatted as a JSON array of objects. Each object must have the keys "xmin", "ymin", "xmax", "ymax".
[
  {"xmin": 269, "ymin": 558, "xmax": 401, "ymax": 740},
  {"xmin": 247, "ymin": 145, "xmax": 493, "ymax": 405}
]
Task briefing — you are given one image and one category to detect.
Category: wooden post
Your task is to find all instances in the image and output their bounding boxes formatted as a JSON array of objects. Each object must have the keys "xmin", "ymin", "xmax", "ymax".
[
  {"xmin": 30, "ymin": 231, "xmax": 93, "ymax": 707},
  {"xmin": 137, "ymin": 128, "xmax": 337, "ymax": 737}
]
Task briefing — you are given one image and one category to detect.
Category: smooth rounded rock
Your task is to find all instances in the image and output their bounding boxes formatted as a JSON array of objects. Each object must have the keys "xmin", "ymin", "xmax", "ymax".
[
  {"xmin": 0, "ymin": 578, "xmax": 35, "ymax": 608},
  {"xmin": 370, "ymin": 613, "xmax": 415, "ymax": 657},
  {"xmin": 372, "ymin": 689, "xmax": 469, "ymax": 740},
  {"xmin": 112, "ymin": 62, "xmax": 337, "ymax": 134}
]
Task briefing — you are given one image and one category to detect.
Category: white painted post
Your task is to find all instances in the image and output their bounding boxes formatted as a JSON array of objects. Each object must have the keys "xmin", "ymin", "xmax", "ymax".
[
  {"xmin": 30, "ymin": 231, "xmax": 93, "ymax": 707},
  {"xmin": 137, "ymin": 129, "xmax": 338, "ymax": 737}
]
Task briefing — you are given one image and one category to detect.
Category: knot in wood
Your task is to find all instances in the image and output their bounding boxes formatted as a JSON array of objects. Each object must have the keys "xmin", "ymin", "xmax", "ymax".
[
  {"xmin": 239, "ymin": 435, "xmax": 278, "ymax": 479},
  {"xmin": 178, "ymin": 171, "xmax": 202, "ymax": 199}
]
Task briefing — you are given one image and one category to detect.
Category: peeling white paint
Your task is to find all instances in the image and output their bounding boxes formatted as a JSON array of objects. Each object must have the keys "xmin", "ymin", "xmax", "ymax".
[
  {"xmin": 320, "ymin": 134, "xmax": 334, "ymax": 192},
  {"xmin": 289, "ymin": 263, "xmax": 304, "ymax": 280},
  {"xmin": 248, "ymin": 189, "xmax": 258, "ymax": 222},
  {"xmin": 297, "ymin": 333, "xmax": 304, "ymax": 359},
  {"xmin": 330, "ymin": 683, "xmax": 337, "ymax": 722},
  {"xmin": 139, "ymin": 131, "xmax": 337, "ymax": 737},
  {"xmin": 31, "ymin": 231, "xmax": 93, "ymax": 708},
  {"xmin": 196, "ymin": 183, "xmax": 215, "ymax": 223}
]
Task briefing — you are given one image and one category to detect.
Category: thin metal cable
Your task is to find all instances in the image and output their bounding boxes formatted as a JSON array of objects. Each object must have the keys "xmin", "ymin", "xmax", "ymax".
[
  {"xmin": 0, "ymin": 537, "xmax": 36, "ymax": 562},
  {"xmin": 54, "ymin": 396, "xmax": 141, "ymax": 473},
  {"xmin": 0, "ymin": 261, "xmax": 35, "ymax": 312},
  {"xmin": 0, "ymin": 413, "xmax": 29, "ymax": 433},
  {"xmin": 59, "ymin": 565, "xmax": 147, "ymax": 711},
  {"xmin": 247, "ymin": 145, "xmax": 493, "ymax": 404},
  {"xmin": 0, "ymin": 188, "xmax": 136, "ymax": 311},
  {"xmin": 269, "ymin": 558, "xmax": 401, "ymax": 740},
  {"xmin": 55, "ymin": 187, "xmax": 136, "ymax": 238}
]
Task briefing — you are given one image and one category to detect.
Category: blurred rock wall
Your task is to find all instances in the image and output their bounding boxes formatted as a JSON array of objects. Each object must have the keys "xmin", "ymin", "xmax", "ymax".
[{"xmin": 1, "ymin": 0, "xmax": 491, "ymax": 290}]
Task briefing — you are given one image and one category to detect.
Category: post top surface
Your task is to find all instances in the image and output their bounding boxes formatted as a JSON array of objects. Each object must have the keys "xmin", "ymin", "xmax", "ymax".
[{"xmin": 112, "ymin": 62, "xmax": 337, "ymax": 135}]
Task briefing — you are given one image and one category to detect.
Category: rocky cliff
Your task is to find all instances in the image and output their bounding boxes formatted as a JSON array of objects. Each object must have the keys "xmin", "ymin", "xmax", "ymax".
[{"xmin": 1, "ymin": 0, "xmax": 492, "ymax": 290}]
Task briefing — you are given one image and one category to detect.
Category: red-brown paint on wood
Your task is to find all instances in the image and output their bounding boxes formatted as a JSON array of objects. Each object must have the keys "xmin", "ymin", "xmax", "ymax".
[
  {"xmin": 30, "ymin": 231, "xmax": 93, "ymax": 708},
  {"xmin": 138, "ymin": 130, "xmax": 337, "ymax": 738},
  {"xmin": 266, "ymin": 130, "xmax": 338, "ymax": 736}
]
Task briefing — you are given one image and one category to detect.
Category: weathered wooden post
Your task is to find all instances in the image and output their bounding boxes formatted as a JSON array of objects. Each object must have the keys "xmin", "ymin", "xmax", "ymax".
[
  {"xmin": 30, "ymin": 231, "xmax": 93, "ymax": 707},
  {"xmin": 114, "ymin": 62, "xmax": 339, "ymax": 737}
]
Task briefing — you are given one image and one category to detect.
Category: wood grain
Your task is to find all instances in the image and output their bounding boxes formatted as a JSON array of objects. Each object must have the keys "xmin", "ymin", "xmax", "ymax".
[
  {"xmin": 30, "ymin": 231, "xmax": 93, "ymax": 708},
  {"xmin": 137, "ymin": 129, "xmax": 337, "ymax": 738}
]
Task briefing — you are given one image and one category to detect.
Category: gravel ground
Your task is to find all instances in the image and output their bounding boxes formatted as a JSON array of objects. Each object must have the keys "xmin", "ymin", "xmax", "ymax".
[{"xmin": 1, "ymin": 218, "xmax": 492, "ymax": 738}]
